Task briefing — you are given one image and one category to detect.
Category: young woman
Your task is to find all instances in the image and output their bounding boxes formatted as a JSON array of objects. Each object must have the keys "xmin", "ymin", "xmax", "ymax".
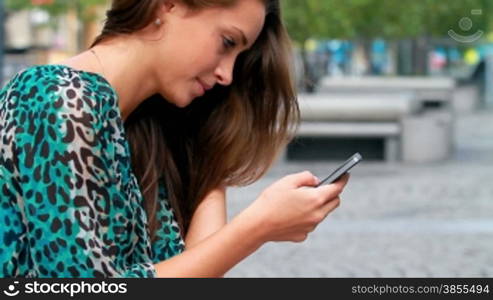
[{"xmin": 0, "ymin": 0, "xmax": 349, "ymax": 277}]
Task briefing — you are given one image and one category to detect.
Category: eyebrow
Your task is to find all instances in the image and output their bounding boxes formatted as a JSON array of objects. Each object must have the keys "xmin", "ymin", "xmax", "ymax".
[{"xmin": 232, "ymin": 26, "xmax": 249, "ymax": 47}]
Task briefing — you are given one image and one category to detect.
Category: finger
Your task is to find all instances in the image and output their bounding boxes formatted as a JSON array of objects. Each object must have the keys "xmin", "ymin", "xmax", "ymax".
[
  {"xmin": 321, "ymin": 196, "xmax": 341, "ymax": 219},
  {"xmin": 284, "ymin": 171, "xmax": 320, "ymax": 188},
  {"xmin": 313, "ymin": 183, "xmax": 347, "ymax": 206}
]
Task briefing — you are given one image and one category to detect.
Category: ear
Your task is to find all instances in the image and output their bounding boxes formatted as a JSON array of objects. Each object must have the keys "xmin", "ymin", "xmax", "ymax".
[
  {"xmin": 162, "ymin": 0, "xmax": 177, "ymax": 12},
  {"xmin": 158, "ymin": 0, "xmax": 188, "ymax": 20}
]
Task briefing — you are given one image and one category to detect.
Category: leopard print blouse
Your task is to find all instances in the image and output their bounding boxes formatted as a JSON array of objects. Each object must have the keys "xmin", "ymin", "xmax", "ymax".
[{"xmin": 0, "ymin": 65, "xmax": 185, "ymax": 277}]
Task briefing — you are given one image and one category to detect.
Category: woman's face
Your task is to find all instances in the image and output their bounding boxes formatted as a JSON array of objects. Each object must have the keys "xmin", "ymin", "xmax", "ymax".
[{"xmin": 154, "ymin": 0, "xmax": 266, "ymax": 107}]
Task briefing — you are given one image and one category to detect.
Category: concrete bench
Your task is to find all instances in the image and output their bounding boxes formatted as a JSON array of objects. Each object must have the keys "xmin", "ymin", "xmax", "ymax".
[
  {"xmin": 318, "ymin": 76, "xmax": 481, "ymax": 115},
  {"xmin": 297, "ymin": 122, "xmax": 401, "ymax": 161},
  {"xmin": 317, "ymin": 76, "xmax": 456, "ymax": 109},
  {"xmin": 298, "ymin": 92, "xmax": 420, "ymax": 121},
  {"xmin": 292, "ymin": 92, "xmax": 453, "ymax": 162},
  {"xmin": 295, "ymin": 93, "xmax": 419, "ymax": 162}
]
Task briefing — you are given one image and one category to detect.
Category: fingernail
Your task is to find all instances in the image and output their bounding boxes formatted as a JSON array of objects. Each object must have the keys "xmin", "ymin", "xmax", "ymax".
[{"xmin": 314, "ymin": 176, "xmax": 320, "ymax": 185}]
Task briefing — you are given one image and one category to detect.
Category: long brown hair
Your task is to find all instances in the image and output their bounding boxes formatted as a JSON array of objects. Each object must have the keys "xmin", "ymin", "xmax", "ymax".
[{"xmin": 92, "ymin": 0, "xmax": 299, "ymax": 239}]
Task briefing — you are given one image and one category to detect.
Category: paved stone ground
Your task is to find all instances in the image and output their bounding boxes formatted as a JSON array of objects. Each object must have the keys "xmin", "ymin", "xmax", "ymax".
[{"xmin": 224, "ymin": 106, "xmax": 493, "ymax": 277}]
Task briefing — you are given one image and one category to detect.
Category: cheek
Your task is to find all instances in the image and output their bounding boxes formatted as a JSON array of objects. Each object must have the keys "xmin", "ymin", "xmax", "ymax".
[
  {"xmin": 160, "ymin": 38, "xmax": 220, "ymax": 104},
  {"xmin": 191, "ymin": 61, "xmax": 212, "ymax": 75},
  {"xmin": 188, "ymin": 43, "xmax": 221, "ymax": 73}
]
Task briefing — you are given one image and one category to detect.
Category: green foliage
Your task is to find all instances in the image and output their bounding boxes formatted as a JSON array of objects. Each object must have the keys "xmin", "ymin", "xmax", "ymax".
[{"xmin": 282, "ymin": 0, "xmax": 493, "ymax": 43}]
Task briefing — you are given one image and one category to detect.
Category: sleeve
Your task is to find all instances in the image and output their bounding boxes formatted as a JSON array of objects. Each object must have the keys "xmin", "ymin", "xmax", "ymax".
[
  {"xmin": 150, "ymin": 182, "xmax": 186, "ymax": 263},
  {"xmin": 11, "ymin": 78, "xmax": 156, "ymax": 278}
]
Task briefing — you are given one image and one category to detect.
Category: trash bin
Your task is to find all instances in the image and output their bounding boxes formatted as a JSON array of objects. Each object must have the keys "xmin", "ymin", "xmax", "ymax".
[{"xmin": 401, "ymin": 111, "xmax": 454, "ymax": 163}]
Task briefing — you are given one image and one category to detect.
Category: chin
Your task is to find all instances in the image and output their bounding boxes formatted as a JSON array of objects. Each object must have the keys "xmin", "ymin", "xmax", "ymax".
[
  {"xmin": 174, "ymin": 103, "xmax": 189, "ymax": 108},
  {"xmin": 163, "ymin": 93, "xmax": 192, "ymax": 108},
  {"xmin": 175, "ymin": 97, "xmax": 195, "ymax": 108}
]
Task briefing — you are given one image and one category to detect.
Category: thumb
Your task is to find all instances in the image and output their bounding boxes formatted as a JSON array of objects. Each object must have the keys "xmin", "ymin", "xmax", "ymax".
[{"xmin": 285, "ymin": 171, "xmax": 320, "ymax": 188}]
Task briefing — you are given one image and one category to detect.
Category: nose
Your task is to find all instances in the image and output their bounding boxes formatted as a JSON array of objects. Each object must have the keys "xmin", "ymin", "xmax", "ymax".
[{"xmin": 214, "ymin": 57, "xmax": 234, "ymax": 86}]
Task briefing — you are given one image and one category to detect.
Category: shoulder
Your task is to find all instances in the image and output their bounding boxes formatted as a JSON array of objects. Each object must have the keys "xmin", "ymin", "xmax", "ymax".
[{"xmin": 2, "ymin": 64, "xmax": 119, "ymax": 130}]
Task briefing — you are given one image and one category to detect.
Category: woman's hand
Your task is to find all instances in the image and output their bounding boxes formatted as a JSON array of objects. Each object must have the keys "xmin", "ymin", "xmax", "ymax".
[
  {"xmin": 245, "ymin": 171, "xmax": 349, "ymax": 243},
  {"xmin": 153, "ymin": 172, "xmax": 348, "ymax": 278}
]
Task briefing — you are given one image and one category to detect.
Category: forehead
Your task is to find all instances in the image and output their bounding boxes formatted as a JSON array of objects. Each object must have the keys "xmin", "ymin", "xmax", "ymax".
[{"xmin": 197, "ymin": 0, "xmax": 266, "ymax": 45}]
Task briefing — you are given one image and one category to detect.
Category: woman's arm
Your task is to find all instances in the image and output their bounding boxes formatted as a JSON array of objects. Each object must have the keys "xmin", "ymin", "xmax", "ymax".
[
  {"xmin": 184, "ymin": 186, "xmax": 227, "ymax": 250},
  {"xmin": 154, "ymin": 207, "xmax": 264, "ymax": 278},
  {"xmin": 154, "ymin": 172, "xmax": 349, "ymax": 278}
]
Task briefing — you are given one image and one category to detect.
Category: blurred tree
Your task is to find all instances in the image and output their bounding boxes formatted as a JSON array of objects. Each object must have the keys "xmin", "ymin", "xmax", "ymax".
[
  {"xmin": 282, "ymin": 0, "xmax": 493, "ymax": 78},
  {"xmin": 282, "ymin": 0, "xmax": 351, "ymax": 91}
]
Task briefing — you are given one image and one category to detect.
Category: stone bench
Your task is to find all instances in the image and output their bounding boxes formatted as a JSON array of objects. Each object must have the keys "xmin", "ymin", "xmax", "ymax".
[
  {"xmin": 297, "ymin": 122, "xmax": 401, "ymax": 161},
  {"xmin": 291, "ymin": 92, "xmax": 453, "ymax": 162},
  {"xmin": 298, "ymin": 92, "xmax": 420, "ymax": 121},
  {"xmin": 317, "ymin": 76, "xmax": 456, "ymax": 109}
]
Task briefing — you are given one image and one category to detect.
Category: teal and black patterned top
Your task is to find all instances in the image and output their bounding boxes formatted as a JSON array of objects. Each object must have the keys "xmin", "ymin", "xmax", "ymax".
[{"xmin": 0, "ymin": 65, "xmax": 185, "ymax": 278}]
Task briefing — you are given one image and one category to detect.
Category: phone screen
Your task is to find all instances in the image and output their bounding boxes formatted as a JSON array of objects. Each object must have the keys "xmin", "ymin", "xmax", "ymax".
[{"xmin": 316, "ymin": 153, "xmax": 362, "ymax": 187}]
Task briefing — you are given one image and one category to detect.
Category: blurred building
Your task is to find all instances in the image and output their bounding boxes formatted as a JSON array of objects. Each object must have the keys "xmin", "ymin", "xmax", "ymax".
[{"xmin": 2, "ymin": 4, "xmax": 107, "ymax": 84}]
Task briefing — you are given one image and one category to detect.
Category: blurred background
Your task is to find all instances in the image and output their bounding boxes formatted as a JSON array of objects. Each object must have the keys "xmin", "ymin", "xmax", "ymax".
[{"xmin": 1, "ymin": 0, "xmax": 492, "ymax": 277}]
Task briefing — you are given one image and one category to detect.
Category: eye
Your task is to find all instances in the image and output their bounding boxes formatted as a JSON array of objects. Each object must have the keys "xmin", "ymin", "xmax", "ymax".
[{"xmin": 222, "ymin": 36, "xmax": 237, "ymax": 49}]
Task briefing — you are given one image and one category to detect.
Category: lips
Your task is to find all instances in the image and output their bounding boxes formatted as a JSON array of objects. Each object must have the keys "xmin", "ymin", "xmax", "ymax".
[{"xmin": 197, "ymin": 78, "xmax": 213, "ymax": 92}]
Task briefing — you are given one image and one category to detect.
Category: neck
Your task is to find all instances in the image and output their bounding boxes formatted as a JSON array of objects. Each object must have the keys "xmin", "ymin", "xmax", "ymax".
[
  {"xmin": 62, "ymin": 36, "xmax": 159, "ymax": 123},
  {"xmin": 93, "ymin": 37, "xmax": 159, "ymax": 122}
]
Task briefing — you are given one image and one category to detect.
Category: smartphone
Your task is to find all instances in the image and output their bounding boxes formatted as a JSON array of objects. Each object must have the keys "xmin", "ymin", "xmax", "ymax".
[{"xmin": 316, "ymin": 152, "xmax": 362, "ymax": 187}]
